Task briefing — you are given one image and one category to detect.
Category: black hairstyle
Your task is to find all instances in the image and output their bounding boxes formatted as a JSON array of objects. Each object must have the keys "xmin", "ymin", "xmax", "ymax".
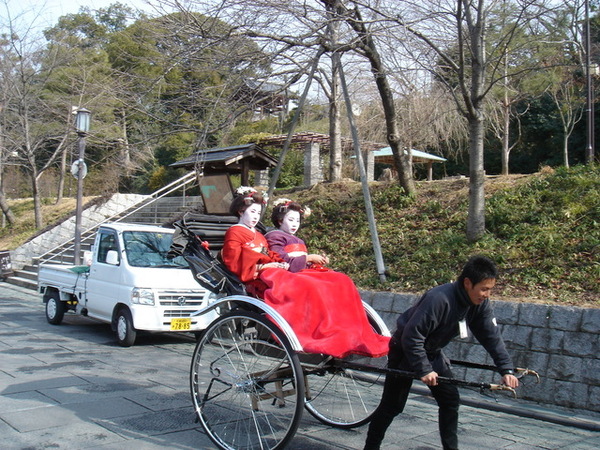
[
  {"xmin": 229, "ymin": 191, "xmax": 265, "ymax": 217},
  {"xmin": 270, "ymin": 201, "xmax": 304, "ymax": 227},
  {"xmin": 457, "ymin": 255, "xmax": 498, "ymax": 286}
]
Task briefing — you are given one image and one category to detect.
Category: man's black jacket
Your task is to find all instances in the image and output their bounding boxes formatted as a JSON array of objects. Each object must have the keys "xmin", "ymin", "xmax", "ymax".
[{"xmin": 394, "ymin": 281, "xmax": 514, "ymax": 378}]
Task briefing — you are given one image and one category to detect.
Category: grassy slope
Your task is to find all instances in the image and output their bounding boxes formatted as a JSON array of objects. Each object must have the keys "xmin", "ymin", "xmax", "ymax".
[
  {"xmin": 1, "ymin": 166, "xmax": 597, "ymax": 308},
  {"xmin": 0, "ymin": 197, "xmax": 96, "ymax": 250},
  {"xmin": 284, "ymin": 165, "xmax": 599, "ymax": 308}
]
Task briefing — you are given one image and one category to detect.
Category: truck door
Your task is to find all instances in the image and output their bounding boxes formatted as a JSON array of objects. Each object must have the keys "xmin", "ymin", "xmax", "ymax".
[{"xmin": 86, "ymin": 229, "xmax": 122, "ymax": 322}]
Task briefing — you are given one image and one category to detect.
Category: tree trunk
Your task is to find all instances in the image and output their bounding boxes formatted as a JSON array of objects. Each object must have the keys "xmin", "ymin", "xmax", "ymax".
[
  {"xmin": 0, "ymin": 119, "xmax": 16, "ymax": 225},
  {"xmin": 465, "ymin": 0, "xmax": 487, "ymax": 242},
  {"xmin": 339, "ymin": 4, "xmax": 415, "ymax": 195},
  {"xmin": 56, "ymin": 143, "xmax": 68, "ymax": 204},
  {"xmin": 500, "ymin": 51, "xmax": 511, "ymax": 176},
  {"xmin": 501, "ymin": 88, "xmax": 510, "ymax": 175},
  {"xmin": 467, "ymin": 116, "xmax": 486, "ymax": 242},
  {"xmin": 121, "ymin": 111, "xmax": 132, "ymax": 174},
  {"xmin": 363, "ymin": 46, "xmax": 414, "ymax": 193},
  {"xmin": 32, "ymin": 172, "xmax": 43, "ymax": 229},
  {"xmin": 0, "ymin": 193, "xmax": 15, "ymax": 226},
  {"xmin": 55, "ymin": 107, "xmax": 73, "ymax": 204},
  {"xmin": 329, "ymin": 56, "xmax": 342, "ymax": 181},
  {"xmin": 325, "ymin": 1, "xmax": 343, "ymax": 182},
  {"xmin": 563, "ymin": 133, "xmax": 570, "ymax": 168}
]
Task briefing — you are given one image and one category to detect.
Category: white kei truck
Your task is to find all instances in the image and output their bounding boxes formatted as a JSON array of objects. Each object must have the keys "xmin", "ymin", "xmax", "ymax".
[{"xmin": 38, "ymin": 222, "xmax": 218, "ymax": 346}]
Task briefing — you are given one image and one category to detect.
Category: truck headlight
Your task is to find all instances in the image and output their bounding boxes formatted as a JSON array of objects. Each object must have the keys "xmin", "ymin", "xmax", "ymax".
[{"xmin": 131, "ymin": 288, "xmax": 155, "ymax": 305}]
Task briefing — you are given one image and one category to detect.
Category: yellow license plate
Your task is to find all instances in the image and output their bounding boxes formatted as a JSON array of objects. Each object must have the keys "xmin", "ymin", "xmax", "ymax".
[{"xmin": 170, "ymin": 318, "xmax": 191, "ymax": 331}]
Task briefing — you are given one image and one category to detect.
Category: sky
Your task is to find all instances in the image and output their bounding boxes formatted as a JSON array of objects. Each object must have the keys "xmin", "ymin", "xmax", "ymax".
[{"xmin": 3, "ymin": 0, "xmax": 163, "ymax": 32}]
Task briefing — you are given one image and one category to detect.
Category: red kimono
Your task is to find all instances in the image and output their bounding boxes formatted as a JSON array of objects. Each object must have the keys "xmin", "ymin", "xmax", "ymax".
[{"xmin": 222, "ymin": 224, "xmax": 390, "ymax": 358}]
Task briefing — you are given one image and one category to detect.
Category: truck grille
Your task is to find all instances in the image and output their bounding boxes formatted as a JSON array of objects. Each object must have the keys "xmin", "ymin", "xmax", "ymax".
[
  {"xmin": 163, "ymin": 310, "xmax": 198, "ymax": 318},
  {"xmin": 158, "ymin": 289, "xmax": 207, "ymax": 318}
]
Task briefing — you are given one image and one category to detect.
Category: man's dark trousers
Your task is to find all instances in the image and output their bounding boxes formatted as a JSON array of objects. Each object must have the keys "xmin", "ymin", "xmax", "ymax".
[{"xmin": 364, "ymin": 339, "xmax": 460, "ymax": 450}]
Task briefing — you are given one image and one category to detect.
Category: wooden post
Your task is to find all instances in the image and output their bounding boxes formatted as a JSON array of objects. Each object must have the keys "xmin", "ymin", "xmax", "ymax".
[{"xmin": 335, "ymin": 52, "xmax": 387, "ymax": 283}]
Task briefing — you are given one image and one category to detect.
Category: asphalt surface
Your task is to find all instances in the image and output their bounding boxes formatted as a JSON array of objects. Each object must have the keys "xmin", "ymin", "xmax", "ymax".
[{"xmin": 0, "ymin": 283, "xmax": 599, "ymax": 450}]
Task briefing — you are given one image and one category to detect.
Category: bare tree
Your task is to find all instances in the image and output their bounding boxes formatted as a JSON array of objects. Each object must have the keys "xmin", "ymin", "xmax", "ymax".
[
  {"xmin": 353, "ymin": 0, "xmax": 553, "ymax": 241},
  {"xmin": 322, "ymin": 0, "xmax": 416, "ymax": 194},
  {"xmin": 549, "ymin": 72, "xmax": 585, "ymax": 167},
  {"xmin": 545, "ymin": 0, "xmax": 588, "ymax": 167},
  {"xmin": 486, "ymin": 48, "xmax": 529, "ymax": 175},
  {"xmin": 0, "ymin": 1, "xmax": 31, "ymax": 225},
  {"xmin": 487, "ymin": 65, "xmax": 527, "ymax": 176},
  {"xmin": 0, "ymin": 8, "xmax": 76, "ymax": 228},
  {"xmin": 0, "ymin": 52, "xmax": 17, "ymax": 225},
  {"xmin": 487, "ymin": 0, "xmax": 588, "ymax": 171}
]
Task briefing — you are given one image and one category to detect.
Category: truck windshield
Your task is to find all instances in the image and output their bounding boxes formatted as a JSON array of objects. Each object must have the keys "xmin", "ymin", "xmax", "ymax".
[{"xmin": 123, "ymin": 231, "xmax": 189, "ymax": 268}]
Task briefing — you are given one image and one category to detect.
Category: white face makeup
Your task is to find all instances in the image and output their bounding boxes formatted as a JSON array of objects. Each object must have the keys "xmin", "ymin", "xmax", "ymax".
[
  {"xmin": 280, "ymin": 210, "xmax": 301, "ymax": 235},
  {"xmin": 240, "ymin": 203, "xmax": 262, "ymax": 229}
]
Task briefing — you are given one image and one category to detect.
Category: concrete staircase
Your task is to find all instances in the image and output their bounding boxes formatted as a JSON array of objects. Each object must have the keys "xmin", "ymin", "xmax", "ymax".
[
  {"xmin": 6, "ymin": 263, "xmax": 46, "ymax": 291},
  {"xmin": 4, "ymin": 173, "xmax": 204, "ymax": 291}
]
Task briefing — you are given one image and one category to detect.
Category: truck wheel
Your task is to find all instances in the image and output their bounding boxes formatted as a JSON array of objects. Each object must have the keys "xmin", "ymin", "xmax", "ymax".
[
  {"xmin": 45, "ymin": 291, "xmax": 65, "ymax": 325},
  {"xmin": 115, "ymin": 308, "xmax": 136, "ymax": 347}
]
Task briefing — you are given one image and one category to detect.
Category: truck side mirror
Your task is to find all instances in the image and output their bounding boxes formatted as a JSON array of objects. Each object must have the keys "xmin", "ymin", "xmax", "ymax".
[
  {"xmin": 105, "ymin": 250, "xmax": 120, "ymax": 265},
  {"xmin": 83, "ymin": 250, "xmax": 93, "ymax": 266}
]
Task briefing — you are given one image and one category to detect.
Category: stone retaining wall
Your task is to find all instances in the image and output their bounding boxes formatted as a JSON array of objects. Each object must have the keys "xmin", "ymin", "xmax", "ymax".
[{"xmin": 360, "ymin": 290, "xmax": 600, "ymax": 413}]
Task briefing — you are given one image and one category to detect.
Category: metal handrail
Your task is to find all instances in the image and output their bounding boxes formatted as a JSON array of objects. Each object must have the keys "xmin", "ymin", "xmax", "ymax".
[{"xmin": 37, "ymin": 172, "xmax": 198, "ymax": 265}]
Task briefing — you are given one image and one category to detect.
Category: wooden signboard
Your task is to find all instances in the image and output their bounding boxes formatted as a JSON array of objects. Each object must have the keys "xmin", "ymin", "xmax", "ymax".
[{"xmin": 199, "ymin": 174, "xmax": 234, "ymax": 214}]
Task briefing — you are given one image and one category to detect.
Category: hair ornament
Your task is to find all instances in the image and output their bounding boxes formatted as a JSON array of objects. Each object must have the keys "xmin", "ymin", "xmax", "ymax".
[
  {"xmin": 273, "ymin": 198, "xmax": 311, "ymax": 217},
  {"xmin": 236, "ymin": 186, "xmax": 268, "ymax": 206},
  {"xmin": 273, "ymin": 198, "xmax": 292, "ymax": 211},
  {"xmin": 235, "ymin": 186, "xmax": 257, "ymax": 197}
]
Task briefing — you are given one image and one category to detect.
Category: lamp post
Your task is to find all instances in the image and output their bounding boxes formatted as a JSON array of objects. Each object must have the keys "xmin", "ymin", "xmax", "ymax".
[{"xmin": 73, "ymin": 108, "xmax": 91, "ymax": 265}]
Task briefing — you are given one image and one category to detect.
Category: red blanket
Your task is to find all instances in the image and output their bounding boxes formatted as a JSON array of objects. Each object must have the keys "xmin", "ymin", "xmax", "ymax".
[{"xmin": 260, "ymin": 268, "xmax": 390, "ymax": 358}]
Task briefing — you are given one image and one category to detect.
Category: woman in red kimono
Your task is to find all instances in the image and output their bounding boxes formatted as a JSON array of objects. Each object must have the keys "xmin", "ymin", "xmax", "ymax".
[{"xmin": 221, "ymin": 188, "xmax": 389, "ymax": 358}]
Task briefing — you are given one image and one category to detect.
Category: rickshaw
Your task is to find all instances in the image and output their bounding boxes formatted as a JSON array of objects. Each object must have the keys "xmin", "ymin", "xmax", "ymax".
[{"xmin": 169, "ymin": 215, "xmax": 537, "ymax": 450}]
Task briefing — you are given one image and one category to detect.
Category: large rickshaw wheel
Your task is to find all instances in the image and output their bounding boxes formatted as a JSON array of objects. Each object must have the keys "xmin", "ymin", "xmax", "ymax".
[
  {"xmin": 302, "ymin": 312, "xmax": 387, "ymax": 428},
  {"xmin": 190, "ymin": 311, "xmax": 305, "ymax": 450}
]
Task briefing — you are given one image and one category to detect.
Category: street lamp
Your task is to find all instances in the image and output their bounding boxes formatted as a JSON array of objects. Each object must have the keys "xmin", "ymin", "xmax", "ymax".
[{"xmin": 73, "ymin": 107, "xmax": 91, "ymax": 265}]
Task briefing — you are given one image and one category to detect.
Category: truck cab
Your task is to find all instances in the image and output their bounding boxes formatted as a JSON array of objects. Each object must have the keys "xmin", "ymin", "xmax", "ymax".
[{"xmin": 39, "ymin": 223, "xmax": 218, "ymax": 346}]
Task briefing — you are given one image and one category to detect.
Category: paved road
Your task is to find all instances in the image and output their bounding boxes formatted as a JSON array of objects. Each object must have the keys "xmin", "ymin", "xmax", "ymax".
[{"xmin": 0, "ymin": 283, "xmax": 598, "ymax": 449}]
